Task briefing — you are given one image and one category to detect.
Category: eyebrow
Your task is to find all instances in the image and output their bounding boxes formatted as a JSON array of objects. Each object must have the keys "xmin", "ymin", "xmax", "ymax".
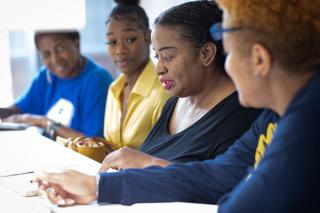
[
  {"xmin": 39, "ymin": 40, "xmax": 65, "ymax": 52},
  {"xmin": 155, "ymin": 47, "xmax": 177, "ymax": 52},
  {"xmin": 54, "ymin": 40, "xmax": 66, "ymax": 46},
  {"xmin": 106, "ymin": 28, "xmax": 138, "ymax": 36}
]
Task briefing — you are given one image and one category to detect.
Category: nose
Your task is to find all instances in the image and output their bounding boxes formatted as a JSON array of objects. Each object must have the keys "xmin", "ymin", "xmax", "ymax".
[
  {"xmin": 155, "ymin": 61, "xmax": 168, "ymax": 76},
  {"xmin": 115, "ymin": 41, "xmax": 129, "ymax": 55},
  {"xmin": 49, "ymin": 51, "xmax": 60, "ymax": 65}
]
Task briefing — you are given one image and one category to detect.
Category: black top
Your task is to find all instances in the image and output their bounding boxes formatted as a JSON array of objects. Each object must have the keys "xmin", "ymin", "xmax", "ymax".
[{"xmin": 140, "ymin": 92, "xmax": 261, "ymax": 163}]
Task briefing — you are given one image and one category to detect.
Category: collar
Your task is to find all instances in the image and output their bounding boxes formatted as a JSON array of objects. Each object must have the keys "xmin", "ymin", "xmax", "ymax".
[{"xmin": 110, "ymin": 60, "xmax": 157, "ymax": 98}]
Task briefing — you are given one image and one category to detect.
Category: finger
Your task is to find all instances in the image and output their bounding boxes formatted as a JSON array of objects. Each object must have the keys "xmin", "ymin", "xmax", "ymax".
[
  {"xmin": 35, "ymin": 178, "xmax": 52, "ymax": 197},
  {"xmin": 51, "ymin": 183, "xmax": 69, "ymax": 199},
  {"xmin": 57, "ymin": 198, "xmax": 75, "ymax": 207},
  {"xmin": 46, "ymin": 188, "xmax": 60, "ymax": 205},
  {"xmin": 98, "ymin": 163, "xmax": 110, "ymax": 173},
  {"xmin": 43, "ymin": 172, "xmax": 67, "ymax": 186},
  {"xmin": 38, "ymin": 185, "xmax": 49, "ymax": 198},
  {"xmin": 33, "ymin": 170, "xmax": 49, "ymax": 183},
  {"xmin": 39, "ymin": 184, "xmax": 74, "ymax": 207},
  {"xmin": 98, "ymin": 157, "xmax": 113, "ymax": 173},
  {"xmin": 45, "ymin": 187, "xmax": 72, "ymax": 206}
]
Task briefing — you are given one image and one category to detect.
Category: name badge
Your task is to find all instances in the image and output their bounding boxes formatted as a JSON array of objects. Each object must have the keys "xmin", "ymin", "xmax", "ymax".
[{"xmin": 46, "ymin": 98, "xmax": 74, "ymax": 126}]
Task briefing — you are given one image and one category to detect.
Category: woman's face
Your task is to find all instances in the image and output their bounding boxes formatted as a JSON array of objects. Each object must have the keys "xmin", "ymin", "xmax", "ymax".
[
  {"xmin": 37, "ymin": 35, "xmax": 81, "ymax": 79},
  {"xmin": 106, "ymin": 18, "xmax": 150, "ymax": 75},
  {"xmin": 151, "ymin": 26, "xmax": 204, "ymax": 97},
  {"xmin": 223, "ymin": 27, "xmax": 260, "ymax": 108}
]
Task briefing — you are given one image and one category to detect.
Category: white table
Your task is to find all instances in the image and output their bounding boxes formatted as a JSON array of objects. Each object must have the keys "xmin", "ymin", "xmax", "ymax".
[{"xmin": 0, "ymin": 130, "xmax": 217, "ymax": 213}]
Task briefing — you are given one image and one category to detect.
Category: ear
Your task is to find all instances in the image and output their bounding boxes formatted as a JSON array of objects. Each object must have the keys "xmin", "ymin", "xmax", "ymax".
[
  {"xmin": 74, "ymin": 39, "xmax": 81, "ymax": 51},
  {"xmin": 200, "ymin": 43, "xmax": 216, "ymax": 67},
  {"xmin": 250, "ymin": 44, "xmax": 272, "ymax": 78},
  {"xmin": 144, "ymin": 30, "xmax": 151, "ymax": 44}
]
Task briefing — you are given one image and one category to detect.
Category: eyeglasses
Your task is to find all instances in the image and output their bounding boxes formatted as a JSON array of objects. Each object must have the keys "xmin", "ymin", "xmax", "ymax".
[{"xmin": 210, "ymin": 23, "xmax": 242, "ymax": 41}]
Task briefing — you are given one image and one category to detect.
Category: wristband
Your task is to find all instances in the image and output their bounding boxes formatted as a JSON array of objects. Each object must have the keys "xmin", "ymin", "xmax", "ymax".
[{"xmin": 46, "ymin": 120, "xmax": 62, "ymax": 140}]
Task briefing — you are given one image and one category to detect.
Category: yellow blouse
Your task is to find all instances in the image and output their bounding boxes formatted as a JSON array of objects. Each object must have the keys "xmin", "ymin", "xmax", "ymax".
[{"xmin": 104, "ymin": 60, "xmax": 169, "ymax": 150}]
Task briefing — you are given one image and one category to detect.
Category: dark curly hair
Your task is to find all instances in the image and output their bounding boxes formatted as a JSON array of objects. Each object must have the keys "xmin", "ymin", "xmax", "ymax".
[
  {"xmin": 154, "ymin": 1, "xmax": 225, "ymax": 73},
  {"xmin": 106, "ymin": 0, "xmax": 149, "ymax": 32}
]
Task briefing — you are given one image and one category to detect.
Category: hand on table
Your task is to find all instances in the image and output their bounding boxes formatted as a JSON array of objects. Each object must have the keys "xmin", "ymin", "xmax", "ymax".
[
  {"xmin": 99, "ymin": 146, "xmax": 172, "ymax": 172},
  {"xmin": 33, "ymin": 170, "xmax": 97, "ymax": 206},
  {"xmin": 4, "ymin": 113, "xmax": 48, "ymax": 128}
]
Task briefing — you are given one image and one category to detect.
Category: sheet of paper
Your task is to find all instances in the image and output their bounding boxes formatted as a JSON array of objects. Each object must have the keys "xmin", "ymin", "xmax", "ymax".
[
  {"xmin": 0, "ymin": 130, "xmax": 100, "ymax": 177},
  {"xmin": 1, "ymin": 173, "xmax": 38, "ymax": 197}
]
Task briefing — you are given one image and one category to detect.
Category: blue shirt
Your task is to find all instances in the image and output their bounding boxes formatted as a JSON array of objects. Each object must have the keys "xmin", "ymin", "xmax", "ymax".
[
  {"xmin": 218, "ymin": 72, "xmax": 320, "ymax": 213},
  {"xmin": 97, "ymin": 109, "xmax": 279, "ymax": 205},
  {"xmin": 15, "ymin": 57, "xmax": 113, "ymax": 137}
]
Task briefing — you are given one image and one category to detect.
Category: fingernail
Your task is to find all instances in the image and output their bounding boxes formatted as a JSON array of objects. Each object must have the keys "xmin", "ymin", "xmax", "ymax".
[
  {"xmin": 66, "ymin": 199, "xmax": 75, "ymax": 205},
  {"xmin": 57, "ymin": 199, "xmax": 66, "ymax": 206},
  {"xmin": 46, "ymin": 188, "xmax": 55, "ymax": 194}
]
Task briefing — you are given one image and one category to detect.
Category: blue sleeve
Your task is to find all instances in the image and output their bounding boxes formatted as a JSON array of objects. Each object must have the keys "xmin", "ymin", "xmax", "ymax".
[
  {"xmin": 97, "ymin": 110, "xmax": 275, "ymax": 205},
  {"xmin": 79, "ymin": 70, "xmax": 113, "ymax": 137},
  {"xmin": 15, "ymin": 70, "xmax": 46, "ymax": 114},
  {"xmin": 218, "ymin": 111, "xmax": 320, "ymax": 213}
]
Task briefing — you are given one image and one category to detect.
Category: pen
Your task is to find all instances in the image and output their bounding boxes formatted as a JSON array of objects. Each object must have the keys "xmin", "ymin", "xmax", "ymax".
[{"xmin": 1, "ymin": 170, "xmax": 34, "ymax": 177}]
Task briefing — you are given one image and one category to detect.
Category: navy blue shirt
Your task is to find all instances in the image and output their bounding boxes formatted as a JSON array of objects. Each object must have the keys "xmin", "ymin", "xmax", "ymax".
[
  {"xmin": 218, "ymin": 72, "xmax": 320, "ymax": 213},
  {"xmin": 98, "ymin": 109, "xmax": 278, "ymax": 205},
  {"xmin": 140, "ymin": 92, "xmax": 261, "ymax": 162}
]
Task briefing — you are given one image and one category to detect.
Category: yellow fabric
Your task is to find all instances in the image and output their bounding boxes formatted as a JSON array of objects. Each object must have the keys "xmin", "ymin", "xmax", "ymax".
[
  {"xmin": 104, "ymin": 60, "xmax": 169, "ymax": 150},
  {"xmin": 254, "ymin": 122, "xmax": 277, "ymax": 168}
]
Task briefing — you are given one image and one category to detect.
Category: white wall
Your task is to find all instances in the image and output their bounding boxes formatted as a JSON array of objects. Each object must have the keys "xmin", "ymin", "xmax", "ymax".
[
  {"xmin": 141, "ymin": 0, "xmax": 190, "ymax": 28},
  {"xmin": 0, "ymin": 31, "xmax": 14, "ymax": 107}
]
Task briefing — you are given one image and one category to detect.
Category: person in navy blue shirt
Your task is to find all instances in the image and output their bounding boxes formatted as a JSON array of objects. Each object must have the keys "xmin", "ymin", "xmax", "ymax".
[
  {"xmin": 214, "ymin": 0, "xmax": 320, "ymax": 212},
  {"xmin": 34, "ymin": 1, "xmax": 320, "ymax": 212},
  {"xmin": 0, "ymin": 31, "xmax": 113, "ymax": 139}
]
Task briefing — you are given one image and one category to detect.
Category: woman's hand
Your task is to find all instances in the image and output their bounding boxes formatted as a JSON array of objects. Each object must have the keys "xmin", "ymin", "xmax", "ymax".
[
  {"xmin": 33, "ymin": 169, "xmax": 97, "ymax": 206},
  {"xmin": 4, "ymin": 113, "xmax": 48, "ymax": 128},
  {"xmin": 99, "ymin": 147, "xmax": 172, "ymax": 172}
]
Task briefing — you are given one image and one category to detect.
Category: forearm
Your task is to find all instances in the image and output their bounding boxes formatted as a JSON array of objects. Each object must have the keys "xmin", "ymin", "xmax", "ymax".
[
  {"xmin": 55, "ymin": 126, "xmax": 84, "ymax": 139},
  {"xmin": 97, "ymin": 135, "xmax": 257, "ymax": 205},
  {"xmin": 98, "ymin": 160, "xmax": 246, "ymax": 205},
  {"xmin": 45, "ymin": 120, "xmax": 83, "ymax": 140},
  {"xmin": 0, "ymin": 106, "xmax": 21, "ymax": 119}
]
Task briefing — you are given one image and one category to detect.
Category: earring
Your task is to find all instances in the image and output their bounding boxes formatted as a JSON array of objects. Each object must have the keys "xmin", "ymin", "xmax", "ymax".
[{"xmin": 254, "ymin": 72, "xmax": 262, "ymax": 79}]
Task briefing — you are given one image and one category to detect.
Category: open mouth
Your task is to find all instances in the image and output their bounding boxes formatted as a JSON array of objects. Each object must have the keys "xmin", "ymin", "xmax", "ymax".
[
  {"xmin": 160, "ymin": 79, "xmax": 173, "ymax": 90},
  {"xmin": 54, "ymin": 66, "xmax": 65, "ymax": 73}
]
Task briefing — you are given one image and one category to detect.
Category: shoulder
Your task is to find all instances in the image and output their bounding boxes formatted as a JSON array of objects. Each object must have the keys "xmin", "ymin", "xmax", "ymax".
[
  {"xmin": 82, "ymin": 58, "xmax": 113, "ymax": 84},
  {"xmin": 279, "ymin": 108, "xmax": 319, "ymax": 135},
  {"xmin": 221, "ymin": 93, "xmax": 277, "ymax": 122},
  {"xmin": 280, "ymin": 72, "xmax": 320, "ymax": 132},
  {"xmin": 29, "ymin": 66, "xmax": 52, "ymax": 86},
  {"xmin": 244, "ymin": 109, "xmax": 278, "ymax": 135},
  {"xmin": 35, "ymin": 66, "xmax": 48, "ymax": 79}
]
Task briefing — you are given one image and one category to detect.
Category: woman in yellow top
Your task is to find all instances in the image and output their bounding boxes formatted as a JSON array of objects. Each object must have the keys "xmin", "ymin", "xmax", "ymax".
[{"xmin": 104, "ymin": 0, "xmax": 169, "ymax": 149}]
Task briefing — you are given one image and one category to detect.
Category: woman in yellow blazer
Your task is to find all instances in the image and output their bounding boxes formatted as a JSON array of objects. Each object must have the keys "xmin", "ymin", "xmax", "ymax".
[{"xmin": 104, "ymin": 0, "xmax": 169, "ymax": 150}]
